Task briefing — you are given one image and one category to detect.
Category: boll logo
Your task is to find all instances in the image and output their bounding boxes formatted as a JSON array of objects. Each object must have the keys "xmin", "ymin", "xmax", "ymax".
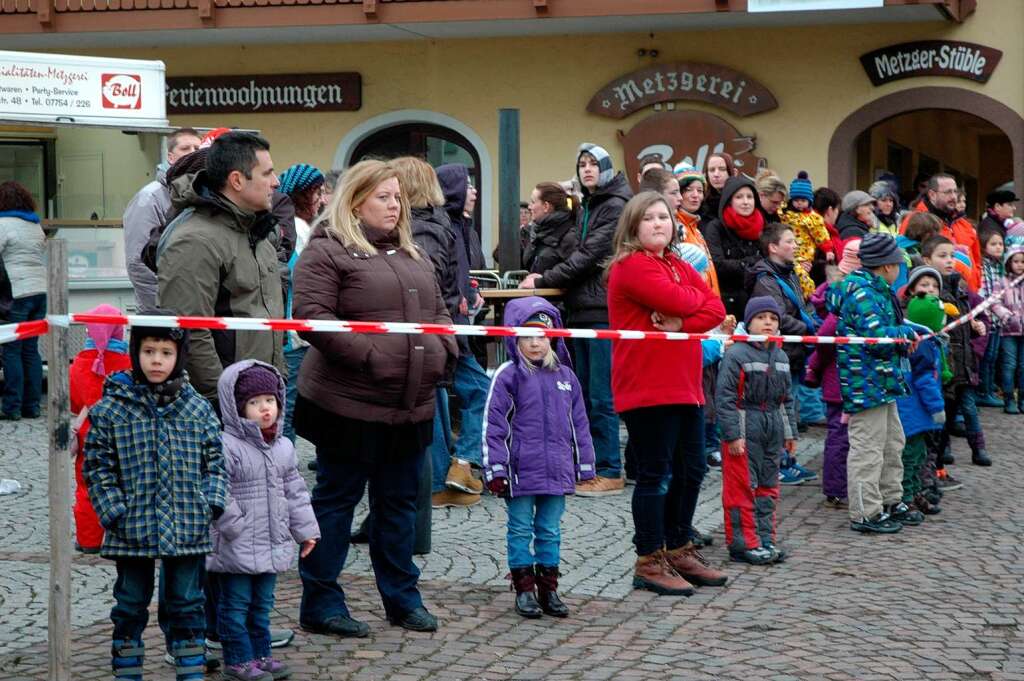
[{"xmin": 101, "ymin": 74, "xmax": 142, "ymax": 109}]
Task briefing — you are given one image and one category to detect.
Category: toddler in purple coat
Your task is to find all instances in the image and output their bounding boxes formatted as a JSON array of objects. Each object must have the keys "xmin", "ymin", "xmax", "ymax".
[
  {"xmin": 210, "ymin": 361, "xmax": 320, "ymax": 681},
  {"xmin": 483, "ymin": 297, "xmax": 595, "ymax": 619}
]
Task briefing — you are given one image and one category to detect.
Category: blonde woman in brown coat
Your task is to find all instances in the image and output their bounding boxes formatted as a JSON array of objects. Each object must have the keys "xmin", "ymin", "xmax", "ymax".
[{"xmin": 292, "ymin": 160, "xmax": 457, "ymax": 637}]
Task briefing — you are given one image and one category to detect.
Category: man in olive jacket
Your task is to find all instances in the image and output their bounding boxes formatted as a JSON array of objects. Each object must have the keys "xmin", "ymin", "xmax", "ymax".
[{"xmin": 158, "ymin": 132, "xmax": 286, "ymax": 407}]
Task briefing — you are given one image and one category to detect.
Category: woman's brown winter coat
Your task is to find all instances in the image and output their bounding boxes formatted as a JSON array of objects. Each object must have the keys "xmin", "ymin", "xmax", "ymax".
[{"xmin": 292, "ymin": 224, "xmax": 458, "ymax": 425}]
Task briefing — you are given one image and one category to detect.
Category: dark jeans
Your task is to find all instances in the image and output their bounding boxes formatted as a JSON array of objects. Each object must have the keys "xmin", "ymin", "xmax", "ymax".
[
  {"xmin": 979, "ymin": 331, "xmax": 1001, "ymax": 397},
  {"xmin": 572, "ymin": 324, "xmax": 621, "ymax": 478},
  {"xmin": 1001, "ymin": 336, "xmax": 1024, "ymax": 397},
  {"xmin": 283, "ymin": 345, "xmax": 308, "ymax": 443},
  {"xmin": 622, "ymin": 404, "xmax": 706, "ymax": 556},
  {"xmin": 429, "ymin": 388, "xmax": 455, "ymax": 493},
  {"xmin": 217, "ymin": 573, "xmax": 276, "ymax": 666},
  {"xmin": 299, "ymin": 446, "xmax": 425, "ymax": 623},
  {"xmin": 940, "ymin": 385, "xmax": 985, "ymax": 456},
  {"xmin": 112, "ymin": 556, "xmax": 205, "ymax": 644},
  {"xmin": 2, "ymin": 293, "xmax": 44, "ymax": 416}
]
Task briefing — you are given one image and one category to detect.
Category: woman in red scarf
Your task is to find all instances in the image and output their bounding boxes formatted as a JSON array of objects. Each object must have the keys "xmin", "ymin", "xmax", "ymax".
[{"xmin": 703, "ymin": 176, "xmax": 766, "ymax": 317}]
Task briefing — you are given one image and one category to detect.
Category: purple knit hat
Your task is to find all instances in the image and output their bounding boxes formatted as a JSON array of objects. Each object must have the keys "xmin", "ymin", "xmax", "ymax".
[{"xmin": 234, "ymin": 364, "xmax": 280, "ymax": 415}]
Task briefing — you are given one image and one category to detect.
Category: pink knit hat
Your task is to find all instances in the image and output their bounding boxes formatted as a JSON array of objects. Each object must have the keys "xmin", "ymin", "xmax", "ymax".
[
  {"xmin": 838, "ymin": 239, "xmax": 862, "ymax": 275},
  {"xmin": 85, "ymin": 304, "xmax": 125, "ymax": 376}
]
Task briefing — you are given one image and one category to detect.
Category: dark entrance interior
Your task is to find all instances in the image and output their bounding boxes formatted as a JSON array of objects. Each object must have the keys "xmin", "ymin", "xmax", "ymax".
[
  {"xmin": 352, "ymin": 123, "xmax": 483, "ymax": 230},
  {"xmin": 854, "ymin": 109, "xmax": 1013, "ymax": 219}
]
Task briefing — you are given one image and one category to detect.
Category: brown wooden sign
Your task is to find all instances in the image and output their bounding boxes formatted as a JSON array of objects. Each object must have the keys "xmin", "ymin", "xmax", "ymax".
[
  {"xmin": 618, "ymin": 110, "xmax": 767, "ymax": 191},
  {"xmin": 166, "ymin": 73, "xmax": 361, "ymax": 114},
  {"xmin": 587, "ymin": 62, "xmax": 777, "ymax": 119},
  {"xmin": 860, "ymin": 41, "xmax": 1002, "ymax": 86}
]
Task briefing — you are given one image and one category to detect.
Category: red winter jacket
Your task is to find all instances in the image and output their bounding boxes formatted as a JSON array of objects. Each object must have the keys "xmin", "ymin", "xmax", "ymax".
[
  {"xmin": 70, "ymin": 349, "xmax": 133, "ymax": 452},
  {"xmin": 607, "ymin": 250, "xmax": 726, "ymax": 413}
]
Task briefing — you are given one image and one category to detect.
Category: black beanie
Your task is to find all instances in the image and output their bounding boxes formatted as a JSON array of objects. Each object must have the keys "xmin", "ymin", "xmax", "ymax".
[{"xmin": 129, "ymin": 309, "xmax": 190, "ymax": 385}]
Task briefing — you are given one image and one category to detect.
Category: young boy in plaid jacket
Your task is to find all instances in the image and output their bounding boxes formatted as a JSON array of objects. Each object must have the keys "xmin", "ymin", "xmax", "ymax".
[{"xmin": 84, "ymin": 320, "xmax": 227, "ymax": 681}]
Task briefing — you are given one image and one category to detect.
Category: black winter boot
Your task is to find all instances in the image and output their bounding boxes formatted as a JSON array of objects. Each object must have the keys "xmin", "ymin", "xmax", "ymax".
[
  {"xmin": 535, "ymin": 565, "xmax": 569, "ymax": 617},
  {"xmin": 509, "ymin": 567, "xmax": 542, "ymax": 619},
  {"xmin": 967, "ymin": 432, "xmax": 992, "ymax": 467}
]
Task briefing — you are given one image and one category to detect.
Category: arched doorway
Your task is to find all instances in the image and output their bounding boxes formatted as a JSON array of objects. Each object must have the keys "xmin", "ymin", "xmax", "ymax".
[
  {"xmin": 828, "ymin": 87, "xmax": 1024, "ymax": 213},
  {"xmin": 851, "ymin": 109, "xmax": 1012, "ymax": 219},
  {"xmin": 333, "ymin": 110, "xmax": 494, "ymax": 261}
]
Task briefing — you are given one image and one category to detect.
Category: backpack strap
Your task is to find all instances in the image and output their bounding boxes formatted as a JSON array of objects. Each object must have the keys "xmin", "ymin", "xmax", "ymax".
[
  {"xmin": 153, "ymin": 206, "xmax": 196, "ymax": 270},
  {"xmin": 758, "ymin": 271, "xmax": 822, "ymax": 333}
]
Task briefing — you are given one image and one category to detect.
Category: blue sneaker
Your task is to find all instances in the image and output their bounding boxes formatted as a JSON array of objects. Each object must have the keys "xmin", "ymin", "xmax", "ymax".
[
  {"xmin": 779, "ymin": 467, "xmax": 804, "ymax": 486},
  {"xmin": 791, "ymin": 462, "xmax": 818, "ymax": 482}
]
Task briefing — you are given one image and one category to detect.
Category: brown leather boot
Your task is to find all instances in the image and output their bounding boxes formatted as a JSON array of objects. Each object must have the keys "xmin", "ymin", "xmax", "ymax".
[
  {"xmin": 633, "ymin": 550, "xmax": 695, "ymax": 596},
  {"xmin": 665, "ymin": 543, "xmax": 728, "ymax": 587}
]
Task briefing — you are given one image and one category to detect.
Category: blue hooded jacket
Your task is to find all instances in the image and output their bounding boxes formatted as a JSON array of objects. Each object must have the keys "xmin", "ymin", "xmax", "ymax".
[{"xmin": 895, "ymin": 323, "xmax": 946, "ymax": 438}]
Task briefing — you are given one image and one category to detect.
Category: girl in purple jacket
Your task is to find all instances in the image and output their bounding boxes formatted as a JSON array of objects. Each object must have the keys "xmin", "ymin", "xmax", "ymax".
[
  {"xmin": 211, "ymin": 361, "xmax": 320, "ymax": 681},
  {"xmin": 483, "ymin": 297, "xmax": 596, "ymax": 619}
]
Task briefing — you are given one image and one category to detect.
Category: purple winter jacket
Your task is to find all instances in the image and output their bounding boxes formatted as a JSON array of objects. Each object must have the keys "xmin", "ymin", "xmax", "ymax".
[
  {"xmin": 207, "ymin": 360, "xmax": 320, "ymax": 575},
  {"xmin": 805, "ymin": 283, "xmax": 841, "ymax": 404},
  {"xmin": 482, "ymin": 297, "xmax": 596, "ymax": 497}
]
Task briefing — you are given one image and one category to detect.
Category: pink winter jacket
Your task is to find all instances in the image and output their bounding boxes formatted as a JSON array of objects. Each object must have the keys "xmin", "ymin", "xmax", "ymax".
[{"xmin": 207, "ymin": 360, "xmax": 320, "ymax": 575}]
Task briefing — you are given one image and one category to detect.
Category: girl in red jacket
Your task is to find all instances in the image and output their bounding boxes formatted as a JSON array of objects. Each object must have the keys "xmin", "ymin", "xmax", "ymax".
[
  {"xmin": 70, "ymin": 303, "xmax": 132, "ymax": 552},
  {"xmin": 606, "ymin": 191, "xmax": 727, "ymax": 597}
]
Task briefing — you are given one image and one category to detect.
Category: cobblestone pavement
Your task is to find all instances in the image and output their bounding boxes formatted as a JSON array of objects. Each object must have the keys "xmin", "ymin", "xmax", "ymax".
[{"xmin": 2, "ymin": 408, "xmax": 1023, "ymax": 680}]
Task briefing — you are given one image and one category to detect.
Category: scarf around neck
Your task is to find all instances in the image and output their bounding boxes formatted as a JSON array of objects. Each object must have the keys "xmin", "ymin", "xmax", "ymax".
[{"xmin": 723, "ymin": 205, "xmax": 765, "ymax": 241}]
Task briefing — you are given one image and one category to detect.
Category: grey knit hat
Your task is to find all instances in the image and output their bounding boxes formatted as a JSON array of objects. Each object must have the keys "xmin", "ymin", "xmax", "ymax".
[
  {"xmin": 906, "ymin": 266, "xmax": 943, "ymax": 292},
  {"xmin": 842, "ymin": 190, "xmax": 876, "ymax": 213},
  {"xmin": 868, "ymin": 180, "xmax": 899, "ymax": 203},
  {"xmin": 858, "ymin": 232, "xmax": 905, "ymax": 268}
]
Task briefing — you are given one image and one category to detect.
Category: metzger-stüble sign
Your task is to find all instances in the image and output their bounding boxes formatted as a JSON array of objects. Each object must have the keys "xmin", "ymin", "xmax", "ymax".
[
  {"xmin": 166, "ymin": 73, "xmax": 361, "ymax": 114},
  {"xmin": 860, "ymin": 41, "xmax": 1002, "ymax": 86}
]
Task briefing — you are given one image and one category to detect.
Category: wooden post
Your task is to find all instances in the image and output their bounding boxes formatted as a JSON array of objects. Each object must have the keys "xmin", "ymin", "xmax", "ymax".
[
  {"xmin": 498, "ymin": 109, "xmax": 522, "ymax": 273},
  {"xmin": 47, "ymin": 238, "xmax": 71, "ymax": 681}
]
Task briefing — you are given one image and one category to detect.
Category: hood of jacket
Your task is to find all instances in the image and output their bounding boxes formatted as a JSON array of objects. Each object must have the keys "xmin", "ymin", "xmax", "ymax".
[
  {"xmin": 532, "ymin": 210, "xmax": 574, "ymax": 242},
  {"xmin": 717, "ymin": 175, "xmax": 761, "ymax": 222},
  {"xmin": 836, "ymin": 210, "xmax": 870, "ymax": 238},
  {"xmin": 583, "ymin": 171, "xmax": 632, "ymax": 205},
  {"xmin": 411, "ymin": 204, "xmax": 452, "ymax": 232},
  {"xmin": 502, "ymin": 296, "xmax": 572, "ymax": 369},
  {"xmin": 169, "ymin": 170, "xmax": 279, "ymax": 243},
  {"xmin": 437, "ymin": 164, "xmax": 469, "ymax": 219},
  {"xmin": 217, "ymin": 359, "xmax": 286, "ymax": 446}
]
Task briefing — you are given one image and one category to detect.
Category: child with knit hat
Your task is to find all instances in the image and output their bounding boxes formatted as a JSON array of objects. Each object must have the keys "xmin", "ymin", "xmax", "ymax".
[
  {"xmin": 826, "ymin": 233, "xmax": 920, "ymax": 534},
  {"xmin": 69, "ymin": 304, "xmax": 133, "ymax": 553},
  {"xmin": 209, "ymin": 360, "xmax": 319, "ymax": 681},
  {"xmin": 716, "ymin": 296, "xmax": 797, "ymax": 564},
  {"xmin": 83, "ymin": 315, "xmax": 228, "ymax": 681},
  {"xmin": 896, "ymin": 283, "xmax": 950, "ymax": 517},
  {"xmin": 781, "ymin": 171, "xmax": 836, "ymax": 297},
  {"xmin": 997, "ymin": 242, "xmax": 1024, "ymax": 414}
]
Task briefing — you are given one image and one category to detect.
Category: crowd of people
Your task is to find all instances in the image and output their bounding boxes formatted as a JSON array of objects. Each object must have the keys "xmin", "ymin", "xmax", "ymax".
[{"xmin": 0, "ymin": 125, "xmax": 1020, "ymax": 680}]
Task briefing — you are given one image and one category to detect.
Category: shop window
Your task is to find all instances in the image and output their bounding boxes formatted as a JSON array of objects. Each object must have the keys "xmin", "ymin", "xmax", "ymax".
[
  {"xmin": 0, "ymin": 141, "xmax": 49, "ymax": 215},
  {"xmin": 352, "ymin": 123, "xmax": 482, "ymax": 232}
]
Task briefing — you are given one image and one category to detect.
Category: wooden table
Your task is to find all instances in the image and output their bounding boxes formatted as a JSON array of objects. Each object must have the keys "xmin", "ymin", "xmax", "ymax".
[{"xmin": 479, "ymin": 288, "xmax": 566, "ymax": 363}]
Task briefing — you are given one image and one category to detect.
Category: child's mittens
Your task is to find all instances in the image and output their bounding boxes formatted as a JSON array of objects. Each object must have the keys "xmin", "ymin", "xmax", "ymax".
[
  {"xmin": 487, "ymin": 477, "xmax": 509, "ymax": 499},
  {"xmin": 932, "ymin": 411, "xmax": 947, "ymax": 425},
  {"xmin": 840, "ymin": 412, "xmax": 851, "ymax": 425}
]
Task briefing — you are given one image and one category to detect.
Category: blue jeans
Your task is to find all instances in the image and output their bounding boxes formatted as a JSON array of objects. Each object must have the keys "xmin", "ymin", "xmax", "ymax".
[
  {"xmin": 622, "ymin": 404, "xmax": 706, "ymax": 555},
  {"xmin": 112, "ymin": 556, "xmax": 205, "ymax": 644},
  {"xmin": 2, "ymin": 293, "xmax": 44, "ymax": 416},
  {"xmin": 217, "ymin": 573, "xmax": 276, "ymax": 666},
  {"xmin": 979, "ymin": 331, "xmax": 1002, "ymax": 397},
  {"xmin": 453, "ymin": 353, "xmax": 489, "ymax": 466},
  {"xmin": 283, "ymin": 345, "xmax": 308, "ymax": 443},
  {"xmin": 429, "ymin": 388, "xmax": 454, "ymax": 493},
  {"xmin": 572, "ymin": 325, "xmax": 621, "ymax": 479},
  {"xmin": 1001, "ymin": 336, "xmax": 1024, "ymax": 397},
  {"xmin": 506, "ymin": 495, "xmax": 565, "ymax": 569},
  {"xmin": 300, "ymin": 446, "xmax": 425, "ymax": 623}
]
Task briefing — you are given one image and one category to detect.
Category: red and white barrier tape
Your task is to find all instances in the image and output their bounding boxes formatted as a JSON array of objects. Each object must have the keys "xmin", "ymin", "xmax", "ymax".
[
  {"xmin": 2, "ymin": 272, "xmax": 1018, "ymax": 347},
  {"xmin": 31, "ymin": 313, "xmax": 904, "ymax": 346}
]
